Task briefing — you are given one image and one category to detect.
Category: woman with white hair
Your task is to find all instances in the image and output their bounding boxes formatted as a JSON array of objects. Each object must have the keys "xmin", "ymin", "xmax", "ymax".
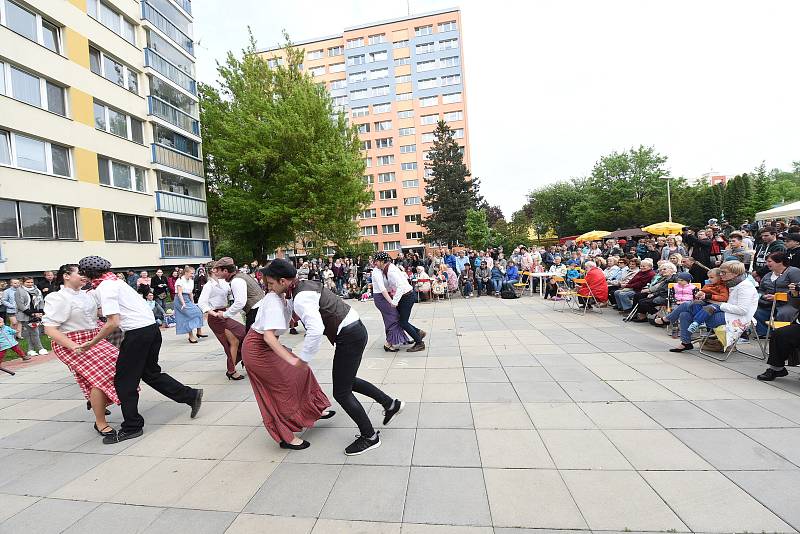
[
  {"xmin": 613, "ymin": 258, "xmax": 656, "ymax": 312},
  {"xmin": 629, "ymin": 262, "xmax": 678, "ymax": 322}
]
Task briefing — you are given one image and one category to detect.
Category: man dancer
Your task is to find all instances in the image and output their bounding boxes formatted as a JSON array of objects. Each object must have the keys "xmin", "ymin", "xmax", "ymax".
[
  {"xmin": 213, "ymin": 257, "xmax": 264, "ymax": 333},
  {"xmin": 262, "ymin": 259, "xmax": 404, "ymax": 455},
  {"xmin": 77, "ymin": 256, "xmax": 203, "ymax": 444}
]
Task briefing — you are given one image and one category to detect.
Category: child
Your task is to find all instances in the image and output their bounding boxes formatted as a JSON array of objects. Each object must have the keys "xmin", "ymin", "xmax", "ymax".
[
  {"xmin": 673, "ymin": 272, "xmax": 698, "ymax": 304},
  {"xmin": 0, "ymin": 316, "xmax": 27, "ymax": 362},
  {"xmin": 686, "ymin": 268, "xmax": 729, "ymax": 333}
]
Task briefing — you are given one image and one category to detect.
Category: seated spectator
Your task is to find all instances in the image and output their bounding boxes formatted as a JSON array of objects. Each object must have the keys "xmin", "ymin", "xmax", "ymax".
[
  {"xmin": 681, "ymin": 256, "xmax": 708, "ymax": 285},
  {"xmin": 577, "ymin": 261, "xmax": 608, "ymax": 307},
  {"xmin": 613, "ymin": 258, "xmax": 655, "ymax": 311},
  {"xmin": 629, "ymin": 262, "xmax": 678, "ymax": 322},
  {"xmin": 445, "ymin": 266, "xmax": 459, "ymax": 293},
  {"xmin": 754, "ymin": 227, "xmax": 785, "ymax": 277},
  {"xmin": 475, "ymin": 262, "xmax": 491, "ymax": 296},
  {"xmin": 490, "ymin": 264, "xmax": 504, "ymax": 296},
  {"xmin": 544, "ymin": 256, "xmax": 568, "ymax": 300},
  {"xmin": 461, "ymin": 264, "xmax": 475, "ymax": 298},
  {"xmin": 145, "ymin": 292, "xmax": 166, "ymax": 326},
  {"xmin": 757, "ymin": 280, "xmax": 800, "ymax": 380},
  {"xmin": 673, "ymin": 272, "xmax": 698, "ymax": 304},
  {"xmin": 668, "ymin": 253, "xmax": 684, "ymax": 272},
  {"xmin": 136, "ymin": 270, "xmax": 151, "ymax": 298},
  {"xmin": 603, "ymin": 257, "xmax": 621, "ymax": 282},
  {"xmin": 656, "ymin": 267, "xmax": 729, "ymax": 329},
  {"xmin": 505, "ymin": 261, "xmax": 520, "ymax": 287},
  {"xmin": 607, "ymin": 257, "xmax": 631, "ymax": 307},
  {"xmin": 753, "ymin": 251, "xmax": 800, "ymax": 335}
]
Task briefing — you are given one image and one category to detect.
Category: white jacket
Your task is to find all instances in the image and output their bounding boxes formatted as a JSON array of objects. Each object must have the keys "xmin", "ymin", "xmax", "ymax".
[{"xmin": 719, "ymin": 279, "xmax": 759, "ymax": 347}]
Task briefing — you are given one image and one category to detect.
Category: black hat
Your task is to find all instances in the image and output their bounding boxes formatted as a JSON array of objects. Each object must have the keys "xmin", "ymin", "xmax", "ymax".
[
  {"xmin": 78, "ymin": 255, "xmax": 111, "ymax": 273},
  {"xmin": 373, "ymin": 252, "xmax": 391, "ymax": 263}
]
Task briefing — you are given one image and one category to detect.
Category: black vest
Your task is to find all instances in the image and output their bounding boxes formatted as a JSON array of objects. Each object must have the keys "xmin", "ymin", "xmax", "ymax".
[{"xmin": 294, "ymin": 280, "xmax": 351, "ymax": 344}]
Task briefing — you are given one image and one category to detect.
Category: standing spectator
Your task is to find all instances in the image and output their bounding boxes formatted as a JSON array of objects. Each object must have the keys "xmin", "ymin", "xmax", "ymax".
[
  {"xmin": 167, "ymin": 268, "xmax": 180, "ymax": 299},
  {"xmin": 683, "ymin": 229, "xmax": 712, "ymax": 269},
  {"xmin": 660, "ymin": 237, "xmax": 686, "ymax": 261},
  {"xmin": 126, "ymin": 270, "xmax": 138, "ymax": 290},
  {"xmin": 2, "ymin": 279, "xmax": 21, "ymax": 339},
  {"xmin": 297, "ymin": 261, "xmax": 310, "ymax": 280},
  {"xmin": 193, "ymin": 264, "xmax": 207, "ymax": 302},
  {"xmin": 151, "ymin": 269, "xmax": 169, "ymax": 310},
  {"xmin": 37, "ymin": 271, "xmax": 58, "ymax": 300},
  {"xmin": 16, "ymin": 277, "xmax": 46, "ymax": 357},
  {"xmin": 136, "ymin": 271, "xmax": 151, "ymax": 298}
]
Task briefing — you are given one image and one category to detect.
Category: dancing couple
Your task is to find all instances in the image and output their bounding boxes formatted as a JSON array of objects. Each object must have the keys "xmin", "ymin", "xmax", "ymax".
[{"xmin": 371, "ymin": 252, "xmax": 426, "ymax": 352}]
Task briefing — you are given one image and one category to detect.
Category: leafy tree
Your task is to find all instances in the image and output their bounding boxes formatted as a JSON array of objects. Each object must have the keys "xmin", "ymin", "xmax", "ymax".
[
  {"xmin": 465, "ymin": 209, "xmax": 491, "ymax": 250},
  {"xmin": 525, "ymin": 181, "xmax": 582, "ymax": 236},
  {"xmin": 421, "ymin": 120, "xmax": 481, "ymax": 246},
  {"xmin": 480, "ymin": 202, "xmax": 505, "ymax": 227},
  {"xmin": 199, "ymin": 33, "xmax": 371, "ymax": 260},
  {"xmin": 749, "ymin": 162, "xmax": 772, "ymax": 217}
]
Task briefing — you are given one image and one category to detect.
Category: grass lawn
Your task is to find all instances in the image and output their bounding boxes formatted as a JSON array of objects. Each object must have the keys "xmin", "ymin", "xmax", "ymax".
[{"xmin": 3, "ymin": 335, "xmax": 53, "ymax": 362}]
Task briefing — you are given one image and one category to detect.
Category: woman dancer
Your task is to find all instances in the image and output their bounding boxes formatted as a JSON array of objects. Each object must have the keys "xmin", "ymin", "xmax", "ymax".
[
  {"xmin": 42, "ymin": 264, "xmax": 120, "ymax": 438},
  {"xmin": 373, "ymin": 253, "xmax": 426, "ymax": 352},
  {"xmin": 174, "ymin": 266, "xmax": 205, "ymax": 343},
  {"xmin": 241, "ymin": 275, "xmax": 333, "ymax": 450},
  {"xmin": 371, "ymin": 252, "xmax": 411, "ymax": 352},
  {"xmin": 199, "ymin": 262, "xmax": 246, "ymax": 380}
]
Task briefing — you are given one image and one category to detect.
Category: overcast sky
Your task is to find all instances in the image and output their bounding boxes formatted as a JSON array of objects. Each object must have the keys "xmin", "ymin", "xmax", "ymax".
[{"xmin": 194, "ymin": 0, "xmax": 800, "ymax": 217}]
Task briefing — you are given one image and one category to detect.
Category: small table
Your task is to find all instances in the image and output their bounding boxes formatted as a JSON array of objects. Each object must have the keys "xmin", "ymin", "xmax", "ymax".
[{"xmin": 525, "ymin": 272, "xmax": 552, "ymax": 297}]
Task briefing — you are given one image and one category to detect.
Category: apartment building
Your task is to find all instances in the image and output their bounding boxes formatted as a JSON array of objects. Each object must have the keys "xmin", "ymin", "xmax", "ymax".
[
  {"xmin": 260, "ymin": 8, "xmax": 470, "ymax": 256},
  {"xmin": 0, "ymin": 0, "xmax": 209, "ymax": 276}
]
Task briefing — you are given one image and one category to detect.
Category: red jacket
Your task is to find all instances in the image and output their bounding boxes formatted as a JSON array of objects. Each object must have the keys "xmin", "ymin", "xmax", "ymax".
[
  {"xmin": 578, "ymin": 267, "xmax": 609, "ymax": 302},
  {"xmin": 625, "ymin": 269, "xmax": 656, "ymax": 293}
]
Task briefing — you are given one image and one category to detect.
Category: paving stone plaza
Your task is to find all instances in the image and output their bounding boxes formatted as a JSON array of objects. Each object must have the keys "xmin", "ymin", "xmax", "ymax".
[{"xmin": 2, "ymin": 297, "xmax": 800, "ymax": 533}]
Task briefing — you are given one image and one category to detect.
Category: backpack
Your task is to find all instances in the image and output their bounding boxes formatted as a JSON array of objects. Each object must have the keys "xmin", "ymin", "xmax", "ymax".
[{"xmin": 500, "ymin": 288, "xmax": 518, "ymax": 299}]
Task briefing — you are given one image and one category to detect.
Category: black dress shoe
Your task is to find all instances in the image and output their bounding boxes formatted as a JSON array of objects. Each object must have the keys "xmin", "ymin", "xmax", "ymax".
[
  {"xmin": 103, "ymin": 429, "xmax": 142, "ymax": 444},
  {"xmin": 669, "ymin": 343, "xmax": 694, "ymax": 352},
  {"xmin": 319, "ymin": 410, "xmax": 336, "ymax": 419},
  {"xmin": 94, "ymin": 423, "xmax": 116, "ymax": 437},
  {"xmin": 280, "ymin": 440, "xmax": 310, "ymax": 450},
  {"xmin": 757, "ymin": 367, "xmax": 788, "ymax": 381},
  {"xmin": 190, "ymin": 389, "xmax": 203, "ymax": 418}
]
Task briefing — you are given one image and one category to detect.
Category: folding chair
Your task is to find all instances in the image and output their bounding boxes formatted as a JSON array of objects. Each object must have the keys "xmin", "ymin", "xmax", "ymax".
[
  {"xmin": 662, "ymin": 283, "xmax": 702, "ymax": 337},
  {"xmin": 516, "ymin": 271, "xmax": 533, "ymax": 297},
  {"xmin": 699, "ymin": 317, "xmax": 763, "ymax": 361},
  {"xmin": 554, "ymin": 277, "xmax": 580, "ymax": 312},
  {"xmin": 570, "ymin": 278, "xmax": 603, "ymax": 315}
]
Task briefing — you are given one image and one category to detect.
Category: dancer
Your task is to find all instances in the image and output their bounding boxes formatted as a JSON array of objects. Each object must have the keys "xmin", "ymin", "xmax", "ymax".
[
  {"xmin": 371, "ymin": 252, "xmax": 411, "ymax": 352},
  {"xmin": 42, "ymin": 264, "xmax": 120, "ymax": 438},
  {"xmin": 213, "ymin": 257, "xmax": 265, "ymax": 333},
  {"xmin": 372, "ymin": 254, "xmax": 426, "ymax": 352},
  {"xmin": 174, "ymin": 266, "xmax": 205, "ymax": 343},
  {"xmin": 263, "ymin": 259, "xmax": 404, "ymax": 455},
  {"xmin": 199, "ymin": 262, "xmax": 246, "ymax": 380},
  {"xmin": 241, "ymin": 278, "xmax": 334, "ymax": 450},
  {"xmin": 76, "ymin": 256, "xmax": 203, "ymax": 444}
]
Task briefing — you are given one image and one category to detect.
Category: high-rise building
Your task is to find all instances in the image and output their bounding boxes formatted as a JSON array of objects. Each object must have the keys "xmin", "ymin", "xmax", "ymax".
[
  {"xmin": 259, "ymin": 8, "xmax": 470, "ymax": 255},
  {"xmin": 0, "ymin": 0, "xmax": 210, "ymax": 275}
]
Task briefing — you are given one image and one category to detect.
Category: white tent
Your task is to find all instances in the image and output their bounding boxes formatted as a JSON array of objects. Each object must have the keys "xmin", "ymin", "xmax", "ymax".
[{"xmin": 755, "ymin": 201, "xmax": 800, "ymax": 221}]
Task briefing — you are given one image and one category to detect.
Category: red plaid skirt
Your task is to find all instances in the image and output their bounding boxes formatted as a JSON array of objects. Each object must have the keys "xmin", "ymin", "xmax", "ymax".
[{"xmin": 52, "ymin": 328, "xmax": 120, "ymax": 405}]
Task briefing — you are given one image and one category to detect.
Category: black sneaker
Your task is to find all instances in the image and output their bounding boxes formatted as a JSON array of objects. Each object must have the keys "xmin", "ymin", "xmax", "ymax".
[
  {"xmin": 383, "ymin": 399, "xmax": 405, "ymax": 425},
  {"xmin": 757, "ymin": 368, "xmax": 788, "ymax": 381},
  {"xmin": 190, "ymin": 389, "xmax": 203, "ymax": 419},
  {"xmin": 344, "ymin": 432, "xmax": 381, "ymax": 456},
  {"xmin": 103, "ymin": 429, "xmax": 142, "ymax": 444}
]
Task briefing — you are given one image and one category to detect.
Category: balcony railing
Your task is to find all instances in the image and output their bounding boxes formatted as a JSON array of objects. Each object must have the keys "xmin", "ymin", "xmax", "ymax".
[
  {"xmin": 160, "ymin": 237, "xmax": 210, "ymax": 258},
  {"xmin": 152, "ymin": 143, "xmax": 203, "ymax": 177},
  {"xmin": 144, "ymin": 48, "xmax": 196, "ymax": 95},
  {"xmin": 156, "ymin": 190, "xmax": 207, "ymax": 217},
  {"xmin": 148, "ymin": 96, "xmax": 199, "ymax": 135},
  {"xmin": 174, "ymin": 0, "xmax": 191, "ymax": 15},
  {"xmin": 142, "ymin": 2, "xmax": 194, "ymax": 55}
]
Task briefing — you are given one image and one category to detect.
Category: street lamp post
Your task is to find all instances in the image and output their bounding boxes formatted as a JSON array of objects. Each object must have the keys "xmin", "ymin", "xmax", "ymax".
[{"xmin": 661, "ymin": 175, "xmax": 673, "ymax": 222}]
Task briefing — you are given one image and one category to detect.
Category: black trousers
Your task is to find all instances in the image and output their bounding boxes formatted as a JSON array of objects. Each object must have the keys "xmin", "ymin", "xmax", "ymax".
[
  {"xmin": 397, "ymin": 291, "xmax": 422, "ymax": 343},
  {"xmin": 332, "ymin": 320, "xmax": 392, "ymax": 437},
  {"xmin": 244, "ymin": 308, "xmax": 258, "ymax": 333},
  {"xmin": 768, "ymin": 322, "xmax": 800, "ymax": 367},
  {"xmin": 116, "ymin": 324, "xmax": 197, "ymax": 433}
]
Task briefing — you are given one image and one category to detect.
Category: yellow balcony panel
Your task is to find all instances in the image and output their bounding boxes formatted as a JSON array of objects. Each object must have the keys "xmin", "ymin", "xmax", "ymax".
[
  {"xmin": 80, "ymin": 208, "xmax": 104, "ymax": 241},
  {"xmin": 64, "ymin": 28, "xmax": 89, "ymax": 68},
  {"xmin": 70, "ymin": 87, "xmax": 94, "ymax": 127},
  {"xmin": 396, "ymin": 82, "xmax": 412, "ymax": 94},
  {"xmin": 74, "ymin": 147, "xmax": 99, "ymax": 184},
  {"xmin": 394, "ymin": 65, "xmax": 412, "ymax": 76},
  {"xmin": 67, "ymin": 0, "xmax": 86, "ymax": 12}
]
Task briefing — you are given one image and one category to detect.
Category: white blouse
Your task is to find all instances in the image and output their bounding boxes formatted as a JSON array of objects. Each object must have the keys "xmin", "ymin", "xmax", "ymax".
[
  {"xmin": 42, "ymin": 287, "xmax": 99, "ymax": 333},
  {"xmin": 385, "ymin": 263, "xmax": 412, "ymax": 306},
  {"xmin": 371, "ymin": 268, "xmax": 387, "ymax": 293},
  {"xmin": 197, "ymin": 278, "xmax": 230, "ymax": 312},
  {"xmin": 176, "ymin": 276, "xmax": 194, "ymax": 295},
  {"xmin": 250, "ymin": 293, "xmax": 291, "ymax": 336}
]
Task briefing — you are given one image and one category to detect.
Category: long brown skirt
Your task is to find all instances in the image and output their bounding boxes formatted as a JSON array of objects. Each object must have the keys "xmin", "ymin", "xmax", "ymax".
[
  {"xmin": 242, "ymin": 329, "xmax": 331, "ymax": 444},
  {"xmin": 207, "ymin": 313, "xmax": 245, "ymax": 373}
]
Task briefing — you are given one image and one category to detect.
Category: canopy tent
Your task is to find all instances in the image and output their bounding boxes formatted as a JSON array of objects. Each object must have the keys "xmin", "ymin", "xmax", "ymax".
[
  {"xmin": 607, "ymin": 228, "xmax": 648, "ymax": 238},
  {"xmin": 756, "ymin": 201, "xmax": 800, "ymax": 221}
]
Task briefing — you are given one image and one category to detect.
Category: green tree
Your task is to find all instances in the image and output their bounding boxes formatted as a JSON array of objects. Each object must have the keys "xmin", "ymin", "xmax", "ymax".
[
  {"xmin": 480, "ymin": 202, "xmax": 505, "ymax": 227},
  {"xmin": 749, "ymin": 161, "xmax": 772, "ymax": 217},
  {"xmin": 421, "ymin": 120, "xmax": 481, "ymax": 246},
  {"xmin": 465, "ymin": 209, "xmax": 491, "ymax": 250},
  {"xmin": 525, "ymin": 181, "xmax": 582, "ymax": 236},
  {"xmin": 199, "ymin": 33, "xmax": 371, "ymax": 260}
]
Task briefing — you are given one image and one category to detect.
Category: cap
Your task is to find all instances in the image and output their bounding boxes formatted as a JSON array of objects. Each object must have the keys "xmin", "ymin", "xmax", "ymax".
[
  {"xmin": 215, "ymin": 257, "xmax": 235, "ymax": 268},
  {"xmin": 78, "ymin": 255, "xmax": 111, "ymax": 273},
  {"xmin": 786, "ymin": 233, "xmax": 800, "ymax": 244},
  {"xmin": 373, "ymin": 251, "xmax": 391, "ymax": 263},
  {"xmin": 676, "ymin": 272, "xmax": 693, "ymax": 282}
]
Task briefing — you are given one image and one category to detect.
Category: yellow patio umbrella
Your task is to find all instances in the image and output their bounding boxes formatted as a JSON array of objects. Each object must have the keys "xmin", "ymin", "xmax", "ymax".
[
  {"xmin": 576, "ymin": 230, "xmax": 611, "ymax": 242},
  {"xmin": 642, "ymin": 221, "xmax": 686, "ymax": 236}
]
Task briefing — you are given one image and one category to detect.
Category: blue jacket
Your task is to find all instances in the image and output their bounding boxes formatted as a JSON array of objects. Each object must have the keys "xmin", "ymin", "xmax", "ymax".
[
  {"xmin": 0, "ymin": 325, "xmax": 18, "ymax": 351},
  {"xmin": 490, "ymin": 266, "xmax": 504, "ymax": 280},
  {"xmin": 445, "ymin": 254, "xmax": 457, "ymax": 271},
  {"xmin": 506, "ymin": 265, "xmax": 519, "ymax": 281},
  {"xmin": 2, "ymin": 287, "xmax": 16, "ymax": 314}
]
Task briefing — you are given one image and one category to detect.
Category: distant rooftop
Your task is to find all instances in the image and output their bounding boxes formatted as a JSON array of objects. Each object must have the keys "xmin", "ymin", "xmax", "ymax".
[{"xmin": 257, "ymin": 7, "xmax": 460, "ymax": 54}]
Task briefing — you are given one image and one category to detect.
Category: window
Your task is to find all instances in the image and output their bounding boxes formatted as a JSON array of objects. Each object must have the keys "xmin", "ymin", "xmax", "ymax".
[
  {"xmin": 368, "ymin": 50, "xmax": 388, "ymax": 63},
  {"xmin": 405, "ymin": 214, "xmax": 421, "ymax": 223},
  {"xmin": 374, "ymin": 120, "xmax": 392, "ymax": 131},
  {"xmin": 93, "ymin": 100, "xmax": 143, "ymax": 143},
  {"xmin": 2, "ymin": 63, "xmax": 68, "ymax": 117},
  {"xmin": 13, "ymin": 201, "xmax": 76, "ymax": 239},
  {"xmin": 396, "ymin": 92, "xmax": 411, "ymax": 101},
  {"xmin": 350, "ymin": 88, "xmax": 368, "ymax": 100},
  {"xmin": 352, "ymin": 106, "xmax": 368, "ymax": 117},
  {"xmin": 0, "ymin": 129, "xmax": 71, "ymax": 177},
  {"xmin": 357, "ymin": 123, "xmax": 370, "ymax": 133},
  {"xmin": 395, "ymin": 74, "xmax": 411, "ymax": 84},
  {"xmin": 153, "ymin": 124, "xmax": 198, "ymax": 157},
  {"xmin": 372, "ymin": 85, "xmax": 389, "ymax": 97},
  {"xmin": 384, "ymin": 241, "xmax": 400, "ymax": 251},
  {"xmin": 347, "ymin": 54, "xmax": 365, "ymax": 66},
  {"xmin": 382, "ymin": 224, "xmax": 400, "ymax": 233},
  {"xmin": 416, "ymin": 42, "xmax": 434, "ymax": 54},
  {"xmin": 369, "ymin": 68, "xmax": 388, "ymax": 80},
  {"xmin": 392, "ymin": 40, "xmax": 409, "ymax": 48},
  {"xmin": 398, "ymin": 110, "xmax": 414, "ymax": 119},
  {"xmin": 363, "ymin": 157, "xmax": 372, "ymax": 168},
  {"xmin": 417, "ymin": 60, "xmax": 436, "ymax": 72},
  {"xmin": 452, "ymin": 128, "xmax": 464, "ymax": 139},
  {"xmin": 399, "ymin": 127, "xmax": 415, "ymax": 136},
  {"xmin": 332, "ymin": 94, "xmax": 347, "ymax": 109},
  {"xmin": 381, "ymin": 207, "xmax": 398, "ymax": 217},
  {"xmin": 308, "ymin": 65, "xmax": 325, "ymax": 76},
  {"xmin": 361, "ymin": 209, "xmax": 376, "ymax": 219},
  {"xmin": 307, "ymin": 49, "xmax": 323, "ymax": 60},
  {"xmin": 439, "ymin": 20, "xmax": 457, "ymax": 32},
  {"xmin": 102, "ymin": 211, "xmax": 152, "ymax": 242},
  {"xmin": 5, "ymin": 1, "xmax": 62, "ymax": 52},
  {"xmin": 421, "ymin": 132, "xmax": 435, "ymax": 142},
  {"xmin": 443, "ymin": 92, "xmax": 462, "ymax": 104},
  {"xmin": 415, "ymin": 25, "xmax": 432, "ymax": 37},
  {"xmin": 400, "ymin": 144, "xmax": 416, "ymax": 154},
  {"xmin": 394, "ymin": 57, "xmax": 410, "ymax": 66},
  {"xmin": 404, "ymin": 196, "xmax": 421, "ymax": 205},
  {"xmin": 402, "ymin": 179, "xmax": 419, "ymax": 188},
  {"xmin": 418, "ymin": 78, "xmax": 437, "ymax": 89},
  {"xmin": 360, "ymin": 140, "xmax": 371, "ymax": 150},
  {"xmin": 401, "ymin": 162, "xmax": 417, "ymax": 171},
  {"xmin": 346, "ymin": 37, "xmax": 364, "ymax": 49},
  {"xmin": 360, "ymin": 225, "xmax": 378, "ymax": 236},
  {"xmin": 375, "ymin": 137, "xmax": 393, "ymax": 149},
  {"xmin": 330, "ymin": 79, "xmax": 346, "ymax": 90},
  {"xmin": 373, "ymin": 102, "xmax": 391, "ymax": 114},
  {"xmin": 378, "ymin": 172, "xmax": 395, "ymax": 183},
  {"xmin": 362, "ymin": 176, "xmax": 374, "ymax": 186},
  {"xmin": 439, "ymin": 38, "xmax": 459, "ymax": 50},
  {"xmin": 421, "ymin": 114, "xmax": 439, "ymax": 125},
  {"xmin": 441, "ymin": 74, "xmax": 461, "ymax": 86},
  {"xmin": 420, "ymin": 96, "xmax": 438, "ymax": 107},
  {"xmin": 157, "ymin": 171, "xmax": 204, "ymax": 198},
  {"xmin": 89, "ymin": 46, "xmax": 138, "ymax": 94},
  {"xmin": 376, "ymin": 155, "xmax": 394, "ymax": 165},
  {"xmin": 379, "ymin": 189, "xmax": 397, "ymax": 200},
  {"xmin": 444, "ymin": 110, "xmax": 463, "ymax": 121},
  {"xmin": 368, "ymin": 34, "xmax": 386, "ymax": 45},
  {"xmin": 440, "ymin": 56, "xmax": 460, "ymax": 68},
  {"xmin": 87, "ymin": 0, "xmax": 135, "ymax": 45},
  {"xmin": 349, "ymin": 71, "xmax": 367, "ymax": 83},
  {"xmin": 328, "ymin": 45, "xmax": 344, "ymax": 56},
  {"xmin": 329, "ymin": 62, "xmax": 345, "ymax": 73},
  {"xmin": 15, "ymin": 134, "xmax": 45, "ymax": 172},
  {"xmin": 98, "ymin": 157, "xmax": 146, "ymax": 192},
  {"xmin": 406, "ymin": 231, "xmax": 423, "ymax": 240}
]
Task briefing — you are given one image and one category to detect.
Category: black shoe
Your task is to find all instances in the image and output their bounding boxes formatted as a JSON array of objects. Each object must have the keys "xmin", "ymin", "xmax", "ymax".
[
  {"xmin": 190, "ymin": 389, "xmax": 203, "ymax": 419},
  {"xmin": 93, "ymin": 424, "xmax": 116, "ymax": 437},
  {"xmin": 383, "ymin": 345, "xmax": 399, "ymax": 352},
  {"xmin": 87, "ymin": 400, "xmax": 111, "ymax": 416},
  {"xmin": 280, "ymin": 440, "xmax": 310, "ymax": 450},
  {"xmin": 289, "ymin": 328, "xmax": 299, "ymax": 335},
  {"xmin": 319, "ymin": 410, "xmax": 336, "ymax": 420},
  {"xmin": 419, "ymin": 330, "xmax": 427, "ymax": 340},
  {"xmin": 407, "ymin": 342, "xmax": 425, "ymax": 353},
  {"xmin": 757, "ymin": 368, "xmax": 788, "ymax": 381},
  {"xmin": 345, "ymin": 432, "xmax": 381, "ymax": 456},
  {"xmin": 103, "ymin": 429, "xmax": 142, "ymax": 444},
  {"xmin": 383, "ymin": 399, "xmax": 405, "ymax": 425},
  {"xmin": 669, "ymin": 343, "xmax": 694, "ymax": 353},
  {"xmin": 226, "ymin": 372, "xmax": 246, "ymax": 381},
  {"xmin": 197, "ymin": 334, "xmax": 208, "ymax": 338}
]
